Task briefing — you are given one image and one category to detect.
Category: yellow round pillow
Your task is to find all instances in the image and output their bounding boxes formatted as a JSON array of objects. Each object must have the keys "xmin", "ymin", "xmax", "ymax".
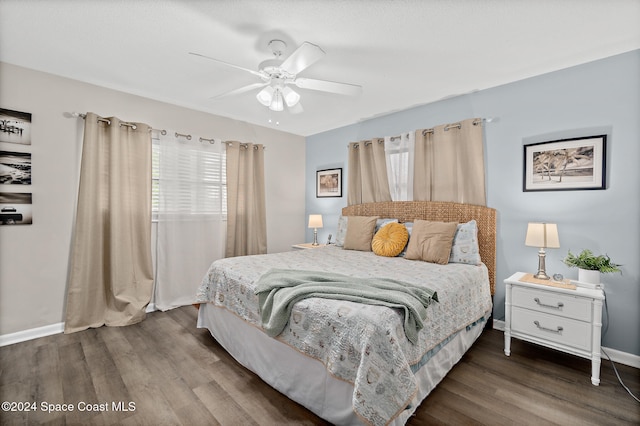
[{"xmin": 372, "ymin": 222, "xmax": 409, "ymax": 257}]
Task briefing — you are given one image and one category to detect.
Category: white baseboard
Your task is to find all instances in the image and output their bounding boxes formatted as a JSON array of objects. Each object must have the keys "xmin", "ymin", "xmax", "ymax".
[
  {"xmin": 600, "ymin": 347, "xmax": 640, "ymax": 369},
  {"xmin": 0, "ymin": 303, "xmax": 156, "ymax": 347},
  {"xmin": 493, "ymin": 319, "xmax": 640, "ymax": 369},
  {"xmin": 1, "ymin": 306, "xmax": 157, "ymax": 347},
  {"xmin": 0, "ymin": 322, "xmax": 64, "ymax": 347},
  {"xmin": 493, "ymin": 319, "xmax": 506, "ymax": 331}
]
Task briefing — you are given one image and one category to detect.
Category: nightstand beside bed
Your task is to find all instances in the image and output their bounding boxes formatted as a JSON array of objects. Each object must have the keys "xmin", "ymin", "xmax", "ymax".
[{"xmin": 504, "ymin": 271, "xmax": 605, "ymax": 385}]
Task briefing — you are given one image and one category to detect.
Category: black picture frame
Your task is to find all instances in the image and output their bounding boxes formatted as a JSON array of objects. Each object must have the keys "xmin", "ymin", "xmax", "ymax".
[
  {"xmin": 523, "ymin": 135, "xmax": 606, "ymax": 192},
  {"xmin": 0, "ymin": 108, "xmax": 32, "ymax": 145},
  {"xmin": 316, "ymin": 168, "xmax": 342, "ymax": 198}
]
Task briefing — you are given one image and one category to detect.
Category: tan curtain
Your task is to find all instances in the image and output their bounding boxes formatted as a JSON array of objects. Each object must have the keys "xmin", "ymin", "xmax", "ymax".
[
  {"xmin": 414, "ymin": 118, "xmax": 486, "ymax": 205},
  {"xmin": 65, "ymin": 113, "xmax": 154, "ymax": 333},
  {"xmin": 347, "ymin": 138, "xmax": 392, "ymax": 205},
  {"xmin": 225, "ymin": 141, "xmax": 267, "ymax": 257}
]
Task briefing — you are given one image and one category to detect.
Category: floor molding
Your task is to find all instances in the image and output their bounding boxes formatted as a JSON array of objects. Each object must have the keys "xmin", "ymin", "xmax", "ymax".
[
  {"xmin": 0, "ymin": 304, "xmax": 159, "ymax": 347},
  {"xmin": 493, "ymin": 319, "xmax": 640, "ymax": 369},
  {"xmin": 0, "ymin": 322, "xmax": 64, "ymax": 347}
]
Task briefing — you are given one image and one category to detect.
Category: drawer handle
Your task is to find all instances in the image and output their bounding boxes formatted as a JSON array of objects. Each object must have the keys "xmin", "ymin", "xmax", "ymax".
[
  {"xmin": 534, "ymin": 297, "xmax": 564, "ymax": 310},
  {"xmin": 534, "ymin": 320, "xmax": 563, "ymax": 334}
]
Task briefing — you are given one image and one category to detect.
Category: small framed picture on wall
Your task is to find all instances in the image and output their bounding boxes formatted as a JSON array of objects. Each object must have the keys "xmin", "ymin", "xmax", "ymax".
[
  {"xmin": 523, "ymin": 135, "xmax": 606, "ymax": 192},
  {"xmin": 0, "ymin": 192, "xmax": 32, "ymax": 225},
  {"xmin": 316, "ymin": 168, "xmax": 342, "ymax": 198},
  {"xmin": 0, "ymin": 108, "xmax": 32, "ymax": 145}
]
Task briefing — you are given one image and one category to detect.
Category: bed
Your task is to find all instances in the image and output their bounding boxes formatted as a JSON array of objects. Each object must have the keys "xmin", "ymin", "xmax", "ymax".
[{"xmin": 196, "ymin": 201, "xmax": 497, "ymax": 426}]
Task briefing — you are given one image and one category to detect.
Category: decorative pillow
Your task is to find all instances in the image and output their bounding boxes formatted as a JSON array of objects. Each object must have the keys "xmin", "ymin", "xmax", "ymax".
[
  {"xmin": 375, "ymin": 218, "xmax": 399, "ymax": 233},
  {"xmin": 335, "ymin": 215, "xmax": 348, "ymax": 247},
  {"xmin": 449, "ymin": 220, "xmax": 482, "ymax": 265},
  {"xmin": 372, "ymin": 222, "xmax": 409, "ymax": 257},
  {"xmin": 343, "ymin": 216, "xmax": 379, "ymax": 251},
  {"xmin": 398, "ymin": 222, "xmax": 413, "ymax": 257},
  {"xmin": 336, "ymin": 217, "xmax": 398, "ymax": 247},
  {"xmin": 404, "ymin": 220, "xmax": 458, "ymax": 264}
]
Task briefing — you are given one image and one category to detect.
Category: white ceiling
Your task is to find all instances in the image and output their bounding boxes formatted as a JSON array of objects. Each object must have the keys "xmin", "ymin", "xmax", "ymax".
[{"xmin": 1, "ymin": 0, "xmax": 639, "ymax": 136}]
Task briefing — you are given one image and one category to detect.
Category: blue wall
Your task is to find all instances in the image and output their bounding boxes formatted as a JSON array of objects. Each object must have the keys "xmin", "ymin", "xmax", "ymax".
[{"xmin": 305, "ymin": 50, "xmax": 640, "ymax": 356}]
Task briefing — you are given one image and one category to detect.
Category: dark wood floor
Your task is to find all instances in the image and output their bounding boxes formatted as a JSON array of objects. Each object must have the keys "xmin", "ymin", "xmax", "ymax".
[{"xmin": 1, "ymin": 306, "xmax": 638, "ymax": 425}]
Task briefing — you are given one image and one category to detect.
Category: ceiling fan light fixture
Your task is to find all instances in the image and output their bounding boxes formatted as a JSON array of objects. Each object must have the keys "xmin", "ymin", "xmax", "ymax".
[
  {"xmin": 256, "ymin": 86, "xmax": 274, "ymax": 106},
  {"xmin": 269, "ymin": 89, "xmax": 284, "ymax": 111},
  {"xmin": 282, "ymin": 86, "xmax": 301, "ymax": 107},
  {"xmin": 192, "ymin": 39, "xmax": 362, "ymax": 114}
]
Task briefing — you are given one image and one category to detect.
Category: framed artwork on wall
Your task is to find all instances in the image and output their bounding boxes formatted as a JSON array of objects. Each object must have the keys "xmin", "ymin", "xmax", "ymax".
[
  {"xmin": 0, "ymin": 151, "xmax": 32, "ymax": 184},
  {"xmin": 0, "ymin": 108, "xmax": 32, "ymax": 145},
  {"xmin": 0, "ymin": 192, "xmax": 32, "ymax": 225},
  {"xmin": 316, "ymin": 168, "xmax": 342, "ymax": 198},
  {"xmin": 1, "ymin": 107, "xmax": 33, "ymax": 225},
  {"xmin": 523, "ymin": 135, "xmax": 606, "ymax": 192}
]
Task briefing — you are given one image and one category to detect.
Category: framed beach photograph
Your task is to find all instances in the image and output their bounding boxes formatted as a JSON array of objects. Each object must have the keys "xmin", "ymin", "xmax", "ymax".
[
  {"xmin": 316, "ymin": 168, "xmax": 342, "ymax": 198},
  {"xmin": 523, "ymin": 135, "xmax": 606, "ymax": 192},
  {"xmin": 0, "ymin": 150, "xmax": 32, "ymax": 184},
  {"xmin": 0, "ymin": 192, "xmax": 32, "ymax": 225},
  {"xmin": 0, "ymin": 108, "xmax": 32, "ymax": 145}
]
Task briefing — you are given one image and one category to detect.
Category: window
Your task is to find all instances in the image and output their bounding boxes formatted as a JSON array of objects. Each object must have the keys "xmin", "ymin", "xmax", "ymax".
[
  {"xmin": 386, "ymin": 148, "xmax": 410, "ymax": 200},
  {"xmin": 384, "ymin": 133, "xmax": 414, "ymax": 201},
  {"xmin": 152, "ymin": 137, "xmax": 226, "ymax": 219}
]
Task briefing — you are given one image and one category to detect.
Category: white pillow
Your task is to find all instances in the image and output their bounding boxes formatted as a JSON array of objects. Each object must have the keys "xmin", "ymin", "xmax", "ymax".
[
  {"xmin": 449, "ymin": 220, "xmax": 481, "ymax": 265},
  {"xmin": 335, "ymin": 216, "xmax": 348, "ymax": 247}
]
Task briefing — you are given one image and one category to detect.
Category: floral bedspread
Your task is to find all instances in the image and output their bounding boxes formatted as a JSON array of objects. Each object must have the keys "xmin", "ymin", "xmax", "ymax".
[{"xmin": 196, "ymin": 246, "xmax": 492, "ymax": 426}]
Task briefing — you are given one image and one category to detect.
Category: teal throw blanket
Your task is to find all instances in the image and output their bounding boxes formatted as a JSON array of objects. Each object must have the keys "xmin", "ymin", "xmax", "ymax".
[{"xmin": 254, "ymin": 269, "xmax": 438, "ymax": 344}]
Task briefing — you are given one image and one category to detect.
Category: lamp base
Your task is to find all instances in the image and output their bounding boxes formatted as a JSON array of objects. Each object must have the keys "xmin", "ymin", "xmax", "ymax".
[
  {"xmin": 533, "ymin": 248, "xmax": 550, "ymax": 280},
  {"xmin": 312, "ymin": 228, "xmax": 319, "ymax": 246},
  {"xmin": 533, "ymin": 272, "xmax": 551, "ymax": 280}
]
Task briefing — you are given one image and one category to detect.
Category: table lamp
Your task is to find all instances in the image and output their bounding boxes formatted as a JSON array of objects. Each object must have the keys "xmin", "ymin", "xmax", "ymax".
[
  {"xmin": 308, "ymin": 214, "xmax": 323, "ymax": 246},
  {"xmin": 525, "ymin": 222, "xmax": 560, "ymax": 280}
]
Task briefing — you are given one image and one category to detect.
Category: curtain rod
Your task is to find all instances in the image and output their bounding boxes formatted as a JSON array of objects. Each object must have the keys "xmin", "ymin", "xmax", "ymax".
[
  {"xmin": 222, "ymin": 141, "xmax": 266, "ymax": 150},
  {"xmin": 421, "ymin": 118, "xmax": 486, "ymax": 136},
  {"xmin": 72, "ymin": 112, "xmax": 243, "ymax": 146},
  {"xmin": 389, "ymin": 132, "xmax": 411, "ymax": 141},
  {"xmin": 174, "ymin": 132, "xmax": 191, "ymax": 140},
  {"xmin": 347, "ymin": 117, "xmax": 495, "ymax": 146},
  {"xmin": 71, "ymin": 112, "xmax": 167, "ymax": 134},
  {"xmin": 71, "ymin": 112, "xmax": 266, "ymax": 147}
]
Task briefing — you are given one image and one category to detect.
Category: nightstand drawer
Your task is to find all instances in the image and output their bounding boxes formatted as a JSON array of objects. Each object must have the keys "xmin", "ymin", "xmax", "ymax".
[
  {"xmin": 511, "ymin": 307, "xmax": 592, "ymax": 351},
  {"xmin": 511, "ymin": 286, "xmax": 592, "ymax": 322}
]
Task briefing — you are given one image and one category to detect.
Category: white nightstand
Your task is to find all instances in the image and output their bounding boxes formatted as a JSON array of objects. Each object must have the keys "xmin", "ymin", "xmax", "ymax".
[
  {"xmin": 504, "ymin": 272, "xmax": 605, "ymax": 385},
  {"xmin": 291, "ymin": 243, "xmax": 326, "ymax": 250}
]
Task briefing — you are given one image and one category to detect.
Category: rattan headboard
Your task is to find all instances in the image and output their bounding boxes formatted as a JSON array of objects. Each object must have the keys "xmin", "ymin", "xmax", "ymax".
[{"xmin": 341, "ymin": 201, "xmax": 497, "ymax": 295}]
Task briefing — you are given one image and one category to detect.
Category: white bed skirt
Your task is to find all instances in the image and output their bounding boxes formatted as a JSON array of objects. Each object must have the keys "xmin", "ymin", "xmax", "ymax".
[{"xmin": 198, "ymin": 303, "xmax": 489, "ymax": 426}]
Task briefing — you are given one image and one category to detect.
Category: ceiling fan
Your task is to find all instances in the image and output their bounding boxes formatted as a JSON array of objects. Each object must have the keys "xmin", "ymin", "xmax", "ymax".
[{"xmin": 189, "ymin": 40, "xmax": 362, "ymax": 113}]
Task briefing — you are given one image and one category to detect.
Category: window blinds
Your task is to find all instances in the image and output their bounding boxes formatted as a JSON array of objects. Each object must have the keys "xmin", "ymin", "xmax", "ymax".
[{"xmin": 152, "ymin": 136, "xmax": 226, "ymax": 217}]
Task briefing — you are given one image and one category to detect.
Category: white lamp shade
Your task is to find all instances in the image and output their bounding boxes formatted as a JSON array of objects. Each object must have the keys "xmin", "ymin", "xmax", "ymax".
[
  {"xmin": 308, "ymin": 214, "xmax": 323, "ymax": 228},
  {"xmin": 268, "ymin": 89, "xmax": 284, "ymax": 111},
  {"xmin": 282, "ymin": 86, "xmax": 301, "ymax": 107},
  {"xmin": 256, "ymin": 86, "xmax": 274, "ymax": 106},
  {"xmin": 525, "ymin": 223, "xmax": 560, "ymax": 248},
  {"xmin": 257, "ymin": 84, "xmax": 300, "ymax": 110}
]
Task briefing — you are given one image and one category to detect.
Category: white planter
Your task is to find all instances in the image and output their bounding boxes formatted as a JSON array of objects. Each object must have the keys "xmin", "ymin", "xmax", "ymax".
[{"xmin": 578, "ymin": 268, "xmax": 601, "ymax": 285}]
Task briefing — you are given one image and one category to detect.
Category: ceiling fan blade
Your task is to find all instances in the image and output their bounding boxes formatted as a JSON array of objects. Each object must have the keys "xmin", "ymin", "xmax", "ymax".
[
  {"xmin": 294, "ymin": 78, "xmax": 363, "ymax": 96},
  {"xmin": 280, "ymin": 42, "xmax": 325, "ymax": 75},
  {"xmin": 189, "ymin": 52, "xmax": 265, "ymax": 78},
  {"xmin": 211, "ymin": 82, "xmax": 269, "ymax": 99},
  {"xmin": 288, "ymin": 102, "xmax": 304, "ymax": 114}
]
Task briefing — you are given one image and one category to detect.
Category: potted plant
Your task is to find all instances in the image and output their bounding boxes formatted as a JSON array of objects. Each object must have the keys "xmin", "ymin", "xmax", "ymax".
[{"xmin": 563, "ymin": 249, "xmax": 621, "ymax": 285}]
